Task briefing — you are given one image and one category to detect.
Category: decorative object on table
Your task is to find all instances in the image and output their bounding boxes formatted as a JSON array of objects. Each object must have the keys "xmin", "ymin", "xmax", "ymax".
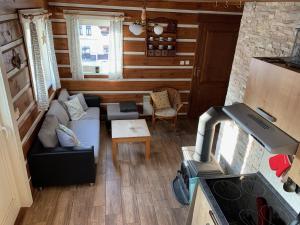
[
  {"xmin": 11, "ymin": 49, "xmax": 21, "ymax": 69},
  {"xmin": 150, "ymin": 87, "xmax": 183, "ymax": 129},
  {"xmin": 269, "ymin": 154, "xmax": 292, "ymax": 177},
  {"xmin": 146, "ymin": 17, "xmax": 177, "ymax": 57},
  {"xmin": 284, "ymin": 28, "xmax": 300, "ymax": 68}
]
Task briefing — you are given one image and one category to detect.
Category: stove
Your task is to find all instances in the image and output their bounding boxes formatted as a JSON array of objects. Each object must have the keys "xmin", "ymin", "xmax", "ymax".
[{"xmin": 200, "ymin": 173, "xmax": 297, "ymax": 225}]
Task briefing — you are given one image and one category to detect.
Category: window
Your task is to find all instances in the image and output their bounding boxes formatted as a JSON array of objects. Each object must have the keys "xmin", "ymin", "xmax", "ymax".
[
  {"xmin": 65, "ymin": 14, "xmax": 123, "ymax": 80},
  {"xmin": 86, "ymin": 25, "xmax": 92, "ymax": 36},
  {"xmin": 79, "ymin": 20, "xmax": 110, "ymax": 75}
]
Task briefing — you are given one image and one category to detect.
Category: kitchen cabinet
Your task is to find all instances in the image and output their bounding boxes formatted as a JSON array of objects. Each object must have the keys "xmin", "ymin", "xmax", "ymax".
[
  {"xmin": 244, "ymin": 58, "xmax": 300, "ymax": 142},
  {"xmin": 186, "ymin": 184, "xmax": 217, "ymax": 225},
  {"xmin": 244, "ymin": 57, "xmax": 300, "ymax": 185}
]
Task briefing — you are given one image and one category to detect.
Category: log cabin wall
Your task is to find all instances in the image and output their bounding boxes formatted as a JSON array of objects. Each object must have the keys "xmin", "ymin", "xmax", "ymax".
[
  {"xmin": 0, "ymin": 0, "xmax": 48, "ymax": 194},
  {"xmin": 48, "ymin": 0, "xmax": 243, "ymax": 115}
]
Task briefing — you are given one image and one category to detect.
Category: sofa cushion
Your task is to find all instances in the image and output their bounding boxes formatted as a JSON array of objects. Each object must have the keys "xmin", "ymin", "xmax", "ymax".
[
  {"xmin": 69, "ymin": 93, "xmax": 88, "ymax": 111},
  {"xmin": 155, "ymin": 107, "xmax": 176, "ymax": 117},
  {"xmin": 47, "ymin": 100, "xmax": 69, "ymax": 126},
  {"xmin": 65, "ymin": 97, "xmax": 87, "ymax": 121},
  {"xmin": 58, "ymin": 89, "xmax": 70, "ymax": 103},
  {"xmin": 80, "ymin": 107, "xmax": 100, "ymax": 120},
  {"xmin": 38, "ymin": 115, "xmax": 59, "ymax": 148},
  {"xmin": 68, "ymin": 119, "xmax": 100, "ymax": 162},
  {"xmin": 56, "ymin": 124, "xmax": 80, "ymax": 147}
]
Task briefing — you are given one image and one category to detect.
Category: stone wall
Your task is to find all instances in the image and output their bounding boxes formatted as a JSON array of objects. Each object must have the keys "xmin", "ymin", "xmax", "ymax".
[{"xmin": 215, "ymin": 2, "xmax": 300, "ymax": 212}]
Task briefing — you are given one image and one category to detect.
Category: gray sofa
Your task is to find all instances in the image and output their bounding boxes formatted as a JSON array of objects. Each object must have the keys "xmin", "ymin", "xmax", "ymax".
[{"xmin": 28, "ymin": 89, "xmax": 101, "ymax": 187}]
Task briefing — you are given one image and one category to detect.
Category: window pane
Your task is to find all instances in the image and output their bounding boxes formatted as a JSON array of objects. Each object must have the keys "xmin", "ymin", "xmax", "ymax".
[{"xmin": 79, "ymin": 21, "xmax": 110, "ymax": 75}]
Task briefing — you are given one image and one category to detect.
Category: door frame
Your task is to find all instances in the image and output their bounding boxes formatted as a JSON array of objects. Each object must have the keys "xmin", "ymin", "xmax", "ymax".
[
  {"xmin": 0, "ymin": 50, "xmax": 33, "ymax": 209},
  {"xmin": 188, "ymin": 14, "xmax": 242, "ymax": 118}
]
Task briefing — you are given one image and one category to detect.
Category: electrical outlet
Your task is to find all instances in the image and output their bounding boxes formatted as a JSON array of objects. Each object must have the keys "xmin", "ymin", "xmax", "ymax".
[
  {"xmin": 180, "ymin": 60, "xmax": 185, "ymax": 65},
  {"xmin": 185, "ymin": 60, "xmax": 190, "ymax": 65}
]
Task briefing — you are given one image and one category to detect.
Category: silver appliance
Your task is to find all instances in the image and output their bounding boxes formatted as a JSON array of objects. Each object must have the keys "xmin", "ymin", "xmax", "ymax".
[{"xmin": 173, "ymin": 103, "xmax": 299, "ymax": 205}]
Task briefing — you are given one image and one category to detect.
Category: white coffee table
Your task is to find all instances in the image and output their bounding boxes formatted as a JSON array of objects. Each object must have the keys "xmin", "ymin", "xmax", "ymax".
[{"xmin": 111, "ymin": 119, "xmax": 151, "ymax": 162}]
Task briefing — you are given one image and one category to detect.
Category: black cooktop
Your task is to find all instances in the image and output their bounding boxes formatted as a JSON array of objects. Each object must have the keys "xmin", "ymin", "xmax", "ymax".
[{"xmin": 203, "ymin": 173, "xmax": 297, "ymax": 225}]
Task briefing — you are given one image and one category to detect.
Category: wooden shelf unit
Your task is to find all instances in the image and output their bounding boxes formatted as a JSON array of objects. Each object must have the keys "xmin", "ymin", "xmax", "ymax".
[{"xmin": 145, "ymin": 17, "xmax": 177, "ymax": 57}]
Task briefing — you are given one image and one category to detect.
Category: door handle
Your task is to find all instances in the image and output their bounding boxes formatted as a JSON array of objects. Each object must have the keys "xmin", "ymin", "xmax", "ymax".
[
  {"xmin": 209, "ymin": 210, "xmax": 219, "ymax": 225},
  {"xmin": 0, "ymin": 125, "xmax": 9, "ymax": 139}
]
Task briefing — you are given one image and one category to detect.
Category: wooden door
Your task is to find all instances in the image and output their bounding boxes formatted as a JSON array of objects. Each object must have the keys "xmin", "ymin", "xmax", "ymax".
[
  {"xmin": 0, "ymin": 123, "xmax": 19, "ymax": 225},
  {"xmin": 188, "ymin": 15, "xmax": 241, "ymax": 118}
]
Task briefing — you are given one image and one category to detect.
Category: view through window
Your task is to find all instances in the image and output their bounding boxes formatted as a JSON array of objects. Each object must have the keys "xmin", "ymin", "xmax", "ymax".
[{"xmin": 79, "ymin": 20, "xmax": 110, "ymax": 75}]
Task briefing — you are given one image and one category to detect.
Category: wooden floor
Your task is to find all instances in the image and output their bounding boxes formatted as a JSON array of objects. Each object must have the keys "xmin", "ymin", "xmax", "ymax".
[{"xmin": 17, "ymin": 119, "xmax": 198, "ymax": 225}]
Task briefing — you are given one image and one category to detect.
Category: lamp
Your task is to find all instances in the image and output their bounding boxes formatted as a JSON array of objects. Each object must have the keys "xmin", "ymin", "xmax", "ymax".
[
  {"xmin": 129, "ymin": 23, "xmax": 143, "ymax": 36},
  {"xmin": 129, "ymin": 0, "xmax": 164, "ymax": 36},
  {"xmin": 153, "ymin": 24, "xmax": 163, "ymax": 35}
]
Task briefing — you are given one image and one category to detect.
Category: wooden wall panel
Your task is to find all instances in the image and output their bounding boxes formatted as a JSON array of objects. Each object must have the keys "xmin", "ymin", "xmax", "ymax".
[
  {"xmin": 75, "ymin": 92, "xmax": 190, "ymax": 104},
  {"xmin": 50, "ymin": 1, "xmax": 242, "ymax": 116},
  {"xmin": 52, "ymin": 22, "xmax": 67, "ymax": 35},
  {"xmin": 2, "ymin": 44, "xmax": 27, "ymax": 72},
  {"xmin": 56, "ymin": 52, "xmax": 70, "ymax": 64},
  {"xmin": 123, "ymin": 55, "xmax": 194, "ymax": 66},
  {"xmin": 8, "ymin": 67, "xmax": 30, "ymax": 98},
  {"xmin": 0, "ymin": 20, "xmax": 23, "ymax": 46},
  {"xmin": 48, "ymin": 0, "xmax": 242, "ymax": 12},
  {"xmin": 18, "ymin": 106, "xmax": 39, "ymax": 140},
  {"xmin": 13, "ymin": 88, "xmax": 34, "ymax": 117},
  {"xmin": 123, "ymin": 68, "xmax": 192, "ymax": 79},
  {"xmin": 58, "ymin": 67, "xmax": 72, "ymax": 78},
  {"xmin": 61, "ymin": 80, "xmax": 191, "ymax": 91},
  {"xmin": 54, "ymin": 38, "xmax": 68, "ymax": 49}
]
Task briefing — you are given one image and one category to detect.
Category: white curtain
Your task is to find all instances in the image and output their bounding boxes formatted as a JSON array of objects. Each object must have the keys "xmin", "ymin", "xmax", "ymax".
[
  {"xmin": 65, "ymin": 15, "xmax": 84, "ymax": 80},
  {"xmin": 108, "ymin": 18, "xmax": 123, "ymax": 80},
  {"xmin": 29, "ymin": 21, "xmax": 49, "ymax": 110},
  {"xmin": 45, "ymin": 20, "xmax": 61, "ymax": 89}
]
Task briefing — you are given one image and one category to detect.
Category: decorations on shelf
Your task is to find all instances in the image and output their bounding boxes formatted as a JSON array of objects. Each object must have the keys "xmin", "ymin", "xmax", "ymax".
[{"xmin": 146, "ymin": 17, "xmax": 177, "ymax": 57}]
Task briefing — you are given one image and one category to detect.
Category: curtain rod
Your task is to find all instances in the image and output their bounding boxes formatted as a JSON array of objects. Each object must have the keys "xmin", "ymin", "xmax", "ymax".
[{"xmin": 21, "ymin": 12, "xmax": 52, "ymax": 20}]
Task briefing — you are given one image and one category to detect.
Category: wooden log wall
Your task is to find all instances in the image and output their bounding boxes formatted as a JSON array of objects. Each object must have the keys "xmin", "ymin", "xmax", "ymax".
[
  {"xmin": 0, "ymin": 9, "xmax": 52, "ymax": 195},
  {"xmin": 49, "ymin": 0, "xmax": 243, "ymax": 115}
]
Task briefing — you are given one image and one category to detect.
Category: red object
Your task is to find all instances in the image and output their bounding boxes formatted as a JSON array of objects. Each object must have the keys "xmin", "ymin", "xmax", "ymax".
[
  {"xmin": 269, "ymin": 154, "xmax": 291, "ymax": 177},
  {"xmin": 256, "ymin": 197, "xmax": 269, "ymax": 225}
]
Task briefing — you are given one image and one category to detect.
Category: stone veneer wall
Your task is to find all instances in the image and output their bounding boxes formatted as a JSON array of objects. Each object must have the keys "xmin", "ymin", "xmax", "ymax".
[{"xmin": 215, "ymin": 2, "xmax": 300, "ymax": 212}]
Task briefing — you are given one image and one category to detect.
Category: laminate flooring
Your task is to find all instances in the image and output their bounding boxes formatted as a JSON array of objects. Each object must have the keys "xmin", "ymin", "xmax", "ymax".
[{"xmin": 17, "ymin": 119, "xmax": 198, "ymax": 225}]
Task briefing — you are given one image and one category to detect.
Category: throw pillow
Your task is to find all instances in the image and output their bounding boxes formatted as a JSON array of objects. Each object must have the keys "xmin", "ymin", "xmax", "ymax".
[
  {"xmin": 64, "ymin": 97, "xmax": 86, "ymax": 121},
  {"xmin": 150, "ymin": 90, "xmax": 171, "ymax": 110},
  {"xmin": 58, "ymin": 89, "xmax": 70, "ymax": 103},
  {"xmin": 69, "ymin": 93, "xmax": 88, "ymax": 111},
  {"xmin": 46, "ymin": 100, "xmax": 70, "ymax": 125},
  {"xmin": 38, "ymin": 115, "xmax": 59, "ymax": 148},
  {"xmin": 56, "ymin": 124, "xmax": 80, "ymax": 147}
]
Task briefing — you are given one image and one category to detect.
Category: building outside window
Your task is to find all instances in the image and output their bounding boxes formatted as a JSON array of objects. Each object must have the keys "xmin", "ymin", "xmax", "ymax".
[
  {"xmin": 79, "ymin": 25, "xmax": 83, "ymax": 35},
  {"xmin": 86, "ymin": 25, "xmax": 92, "ymax": 36},
  {"xmin": 79, "ymin": 20, "xmax": 110, "ymax": 75}
]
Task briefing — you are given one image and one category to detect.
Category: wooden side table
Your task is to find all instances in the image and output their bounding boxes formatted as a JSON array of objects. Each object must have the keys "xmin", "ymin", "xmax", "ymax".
[{"xmin": 111, "ymin": 119, "xmax": 151, "ymax": 162}]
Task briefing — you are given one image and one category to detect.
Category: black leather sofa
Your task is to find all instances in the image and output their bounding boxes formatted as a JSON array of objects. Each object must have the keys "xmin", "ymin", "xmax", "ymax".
[{"xmin": 28, "ymin": 94, "xmax": 100, "ymax": 188}]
